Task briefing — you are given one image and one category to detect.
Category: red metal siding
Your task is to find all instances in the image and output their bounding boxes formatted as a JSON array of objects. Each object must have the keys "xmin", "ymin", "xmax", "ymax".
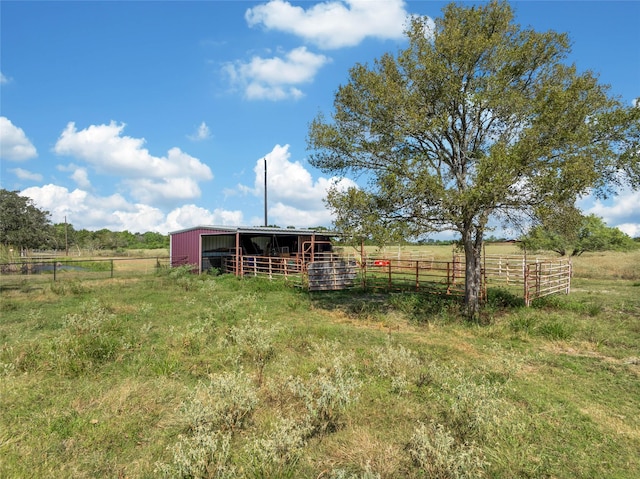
[{"xmin": 171, "ymin": 228, "xmax": 230, "ymax": 270}]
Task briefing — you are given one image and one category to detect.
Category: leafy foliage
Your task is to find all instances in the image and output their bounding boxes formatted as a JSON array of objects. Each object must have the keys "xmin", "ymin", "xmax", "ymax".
[
  {"xmin": 521, "ymin": 214, "xmax": 637, "ymax": 255},
  {"xmin": 307, "ymin": 1, "xmax": 640, "ymax": 318},
  {"xmin": 0, "ymin": 189, "xmax": 52, "ymax": 250}
]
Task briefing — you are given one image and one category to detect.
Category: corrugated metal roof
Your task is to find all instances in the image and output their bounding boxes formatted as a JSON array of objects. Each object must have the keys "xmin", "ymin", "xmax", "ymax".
[{"xmin": 170, "ymin": 225, "xmax": 337, "ymax": 236}]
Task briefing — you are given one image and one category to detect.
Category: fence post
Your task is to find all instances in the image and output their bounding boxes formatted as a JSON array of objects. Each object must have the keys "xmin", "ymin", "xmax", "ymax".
[
  {"xmin": 415, "ymin": 260, "xmax": 420, "ymax": 291},
  {"xmin": 110, "ymin": 259, "xmax": 114, "ymax": 278},
  {"xmin": 54, "ymin": 261, "xmax": 57, "ymax": 281},
  {"xmin": 524, "ymin": 264, "xmax": 530, "ymax": 306},
  {"xmin": 387, "ymin": 261, "xmax": 392, "ymax": 290}
]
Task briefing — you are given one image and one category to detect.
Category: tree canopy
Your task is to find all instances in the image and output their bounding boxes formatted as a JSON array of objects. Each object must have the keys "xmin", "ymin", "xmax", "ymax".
[
  {"xmin": 0, "ymin": 189, "xmax": 53, "ymax": 251},
  {"xmin": 307, "ymin": 1, "xmax": 640, "ymax": 318},
  {"xmin": 521, "ymin": 214, "xmax": 637, "ymax": 256}
]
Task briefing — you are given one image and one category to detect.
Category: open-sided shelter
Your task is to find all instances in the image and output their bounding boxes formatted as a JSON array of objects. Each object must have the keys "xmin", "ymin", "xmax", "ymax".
[{"xmin": 169, "ymin": 226, "xmax": 335, "ymax": 275}]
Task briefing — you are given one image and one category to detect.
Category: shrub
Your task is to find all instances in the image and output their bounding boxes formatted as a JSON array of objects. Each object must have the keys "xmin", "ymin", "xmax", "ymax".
[
  {"xmin": 243, "ymin": 417, "xmax": 311, "ymax": 478},
  {"xmin": 154, "ymin": 430, "xmax": 236, "ymax": 479},
  {"xmin": 180, "ymin": 370, "xmax": 258, "ymax": 433},
  {"xmin": 227, "ymin": 316, "xmax": 279, "ymax": 385},
  {"xmin": 288, "ymin": 353, "xmax": 362, "ymax": 436},
  {"xmin": 373, "ymin": 343, "xmax": 420, "ymax": 394},
  {"xmin": 408, "ymin": 422, "xmax": 487, "ymax": 479}
]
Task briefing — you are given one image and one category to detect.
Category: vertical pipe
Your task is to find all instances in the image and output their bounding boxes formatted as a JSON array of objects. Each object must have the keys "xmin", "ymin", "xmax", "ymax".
[
  {"xmin": 264, "ymin": 158, "xmax": 268, "ymax": 227},
  {"xmin": 235, "ymin": 231, "xmax": 241, "ymax": 276}
]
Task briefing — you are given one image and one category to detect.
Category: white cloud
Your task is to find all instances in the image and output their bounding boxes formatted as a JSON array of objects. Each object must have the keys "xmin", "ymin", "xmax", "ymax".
[
  {"xmin": 245, "ymin": 0, "xmax": 409, "ymax": 49},
  {"xmin": 9, "ymin": 168, "xmax": 43, "ymax": 182},
  {"xmin": 578, "ymin": 188, "xmax": 640, "ymax": 237},
  {"xmin": 124, "ymin": 177, "xmax": 204, "ymax": 204},
  {"xmin": 71, "ymin": 168, "xmax": 92, "ymax": 189},
  {"xmin": 163, "ymin": 205, "xmax": 245, "ymax": 233},
  {"xmin": 55, "ymin": 122, "xmax": 212, "ymax": 179},
  {"xmin": 240, "ymin": 144, "xmax": 356, "ymax": 227},
  {"xmin": 616, "ymin": 223, "xmax": 639, "ymax": 238},
  {"xmin": 57, "ymin": 163, "xmax": 93, "ymax": 189},
  {"xmin": 20, "ymin": 184, "xmax": 243, "ymax": 234},
  {"xmin": 223, "ymin": 46, "xmax": 330, "ymax": 100},
  {"xmin": 188, "ymin": 122, "xmax": 211, "ymax": 141},
  {"xmin": 0, "ymin": 117, "xmax": 38, "ymax": 161},
  {"xmin": 0, "ymin": 72, "xmax": 11, "ymax": 84},
  {"xmin": 53, "ymin": 121, "xmax": 213, "ymax": 205}
]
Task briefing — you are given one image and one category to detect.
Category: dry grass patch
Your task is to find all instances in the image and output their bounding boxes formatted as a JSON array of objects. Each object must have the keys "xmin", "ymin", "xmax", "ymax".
[{"xmin": 319, "ymin": 426, "xmax": 406, "ymax": 477}]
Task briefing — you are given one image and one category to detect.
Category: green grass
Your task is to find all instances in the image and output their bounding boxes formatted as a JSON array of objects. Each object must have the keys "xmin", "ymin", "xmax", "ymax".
[{"xmin": 1, "ymin": 253, "xmax": 639, "ymax": 478}]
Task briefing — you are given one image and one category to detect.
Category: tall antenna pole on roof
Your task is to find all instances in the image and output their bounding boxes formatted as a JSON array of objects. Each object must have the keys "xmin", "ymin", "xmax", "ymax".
[{"xmin": 264, "ymin": 157, "xmax": 268, "ymax": 227}]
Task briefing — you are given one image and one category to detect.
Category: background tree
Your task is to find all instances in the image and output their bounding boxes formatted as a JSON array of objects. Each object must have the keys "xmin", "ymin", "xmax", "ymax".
[
  {"xmin": 521, "ymin": 214, "xmax": 637, "ymax": 256},
  {"xmin": 307, "ymin": 1, "xmax": 639, "ymax": 319},
  {"xmin": 0, "ymin": 189, "xmax": 53, "ymax": 252}
]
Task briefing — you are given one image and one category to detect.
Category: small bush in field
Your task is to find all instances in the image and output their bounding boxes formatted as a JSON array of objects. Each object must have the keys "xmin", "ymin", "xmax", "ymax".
[
  {"xmin": 244, "ymin": 417, "xmax": 311, "ymax": 478},
  {"xmin": 213, "ymin": 292, "xmax": 260, "ymax": 322},
  {"xmin": 63, "ymin": 299, "xmax": 113, "ymax": 334},
  {"xmin": 373, "ymin": 343, "xmax": 420, "ymax": 394},
  {"xmin": 154, "ymin": 430, "xmax": 236, "ymax": 479},
  {"xmin": 288, "ymin": 353, "xmax": 361, "ymax": 436},
  {"xmin": 422, "ymin": 363, "xmax": 506, "ymax": 442},
  {"xmin": 408, "ymin": 422, "xmax": 487, "ymax": 479},
  {"xmin": 180, "ymin": 370, "xmax": 258, "ymax": 433},
  {"xmin": 227, "ymin": 316, "xmax": 279, "ymax": 384}
]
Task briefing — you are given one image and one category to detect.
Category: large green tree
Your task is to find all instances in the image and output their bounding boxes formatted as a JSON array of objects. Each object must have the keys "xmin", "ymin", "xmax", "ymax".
[
  {"xmin": 307, "ymin": 1, "xmax": 640, "ymax": 319},
  {"xmin": 0, "ymin": 189, "xmax": 53, "ymax": 251},
  {"xmin": 521, "ymin": 214, "xmax": 637, "ymax": 256}
]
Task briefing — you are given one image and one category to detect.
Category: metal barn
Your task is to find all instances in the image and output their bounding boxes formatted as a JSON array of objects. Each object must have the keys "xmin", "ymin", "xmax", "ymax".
[{"xmin": 169, "ymin": 226, "xmax": 335, "ymax": 276}]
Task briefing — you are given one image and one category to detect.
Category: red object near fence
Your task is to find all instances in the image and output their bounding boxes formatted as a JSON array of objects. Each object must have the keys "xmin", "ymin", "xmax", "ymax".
[{"xmin": 373, "ymin": 260, "xmax": 390, "ymax": 267}]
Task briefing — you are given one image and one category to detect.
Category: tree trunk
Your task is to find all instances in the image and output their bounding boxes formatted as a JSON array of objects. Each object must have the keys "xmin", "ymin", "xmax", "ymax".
[{"xmin": 462, "ymin": 227, "xmax": 484, "ymax": 321}]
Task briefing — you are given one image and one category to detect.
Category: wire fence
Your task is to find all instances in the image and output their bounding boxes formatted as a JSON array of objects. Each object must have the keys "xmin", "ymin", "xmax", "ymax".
[{"xmin": 0, "ymin": 256, "xmax": 170, "ymax": 289}]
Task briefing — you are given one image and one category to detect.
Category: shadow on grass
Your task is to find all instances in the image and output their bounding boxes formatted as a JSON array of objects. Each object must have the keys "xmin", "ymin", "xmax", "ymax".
[{"xmin": 307, "ymin": 288, "xmax": 465, "ymax": 324}]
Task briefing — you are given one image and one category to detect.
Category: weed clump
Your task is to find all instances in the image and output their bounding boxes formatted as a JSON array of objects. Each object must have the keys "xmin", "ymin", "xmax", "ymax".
[
  {"xmin": 408, "ymin": 422, "xmax": 487, "ymax": 478},
  {"xmin": 373, "ymin": 343, "xmax": 420, "ymax": 394},
  {"xmin": 154, "ymin": 430, "xmax": 236, "ymax": 479},
  {"xmin": 180, "ymin": 370, "xmax": 258, "ymax": 433},
  {"xmin": 226, "ymin": 316, "xmax": 279, "ymax": 385},
  {"xmin": 243, "ymin": 417, "xmax": 311, "ymax": 478},
  {"xmin": 288, "ymin": 352, "xmax": 362, "ymax": 436}
]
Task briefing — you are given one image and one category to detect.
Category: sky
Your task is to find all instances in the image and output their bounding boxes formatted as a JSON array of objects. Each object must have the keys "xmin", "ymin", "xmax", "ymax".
[{"xmin": 1, "ymin": 0, "xmax": 639, "ymax": 238}]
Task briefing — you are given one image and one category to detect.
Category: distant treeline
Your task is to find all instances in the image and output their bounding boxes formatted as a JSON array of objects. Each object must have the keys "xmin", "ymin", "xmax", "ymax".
[{"xmin": 50, "ymin": 225, "xmax": 169, "ymax": 251}]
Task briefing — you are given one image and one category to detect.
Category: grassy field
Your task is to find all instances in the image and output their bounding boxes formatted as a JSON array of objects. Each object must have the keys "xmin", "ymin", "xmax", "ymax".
[{"xmin": 1, "ymin": 248, "xmax": 639, "ymax": 478}]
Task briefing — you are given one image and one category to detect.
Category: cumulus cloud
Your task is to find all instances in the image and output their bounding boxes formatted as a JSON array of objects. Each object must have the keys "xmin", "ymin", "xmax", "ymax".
[
  {"xmin": 21, "ymin": 184, "xmax": 243, "ymax": 234},
  {"xmin": 0, "ymin": 117, "xmax": 38, "ymax": 161},
  {"xmin": 578, "ymin": 188, "xmax": 640, "ymax": 237},
  {"xmin": 245, "ymin": 0, "xmax": 409, "ymax": 49},
  {"xmin": 223, "ymin": 46, "xmax": 330, "ymax": 100},
  {"xmin": 240, "ymin": 143, "xmax": 356, "ymax": 227},
  {"xmin": 188, "ymin": 122, "xmax": 211, "ymax": 141},
  {"xmin": 71, "ymin": 168, "xmax": 92, "ymax": 189},
  {"xmin": 163, "ymin": 205, "xmax": 245, "ymax": 233},
  {"xmin": 9, "ymin": 168, "xmax": 43, "ymax": 182},
  {"xmin": 53, "ymin": 121, "xmax": 213, "ymax": 205}
]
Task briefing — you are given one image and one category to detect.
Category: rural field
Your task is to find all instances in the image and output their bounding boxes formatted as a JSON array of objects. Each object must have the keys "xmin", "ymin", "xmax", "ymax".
[{"xmin": 1, "ymin": 246, "xmax": 639, "ymax": 478}]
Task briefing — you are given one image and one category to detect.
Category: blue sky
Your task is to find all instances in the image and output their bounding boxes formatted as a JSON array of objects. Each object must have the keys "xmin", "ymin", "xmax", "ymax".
[{"xmin": 1, "ymin": 0, "xmax": 639, "ymax": 238}]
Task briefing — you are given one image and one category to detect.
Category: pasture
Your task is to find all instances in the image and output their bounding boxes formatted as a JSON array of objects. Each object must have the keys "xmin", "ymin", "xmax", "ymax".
[{"xmin": 0, "ymin": 247, "xmax": 638, "ymax": 478}]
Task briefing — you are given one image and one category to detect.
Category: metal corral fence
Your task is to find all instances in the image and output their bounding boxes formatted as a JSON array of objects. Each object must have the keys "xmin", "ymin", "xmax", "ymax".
[
  {"xmin": 0, "ymin": 256, "xmax": 171, "ymax": 288},
  {"xmin": 305, "ymin": 253, "xmax": 571, "ymax": 305},
  {"xmin": 362, "ymin": 256, "xmax": 466, "ymax": 297},
  {"xmin": 479, "ymin": 254, "xmax": 572, "ymax": 305},
  {"xmin": 175, "ymin": 249, "xmax": 571, "ymax": 305}
]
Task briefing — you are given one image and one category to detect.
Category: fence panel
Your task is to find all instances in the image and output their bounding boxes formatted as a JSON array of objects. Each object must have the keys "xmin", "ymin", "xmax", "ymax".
[
  {"xmin": 0, "ymin": 257, "xmax": 170, "ymax": 289},
  {"xmin": 363, "ymin": 258, "xmax": 466, "ymax": 297},
  {"xmin": 308, "ymin": 260, "xmax": 358, "ymax": 291},
  {"xmin": 524, "ymin": 259, "xmax": 572, "ymax": 306}
]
